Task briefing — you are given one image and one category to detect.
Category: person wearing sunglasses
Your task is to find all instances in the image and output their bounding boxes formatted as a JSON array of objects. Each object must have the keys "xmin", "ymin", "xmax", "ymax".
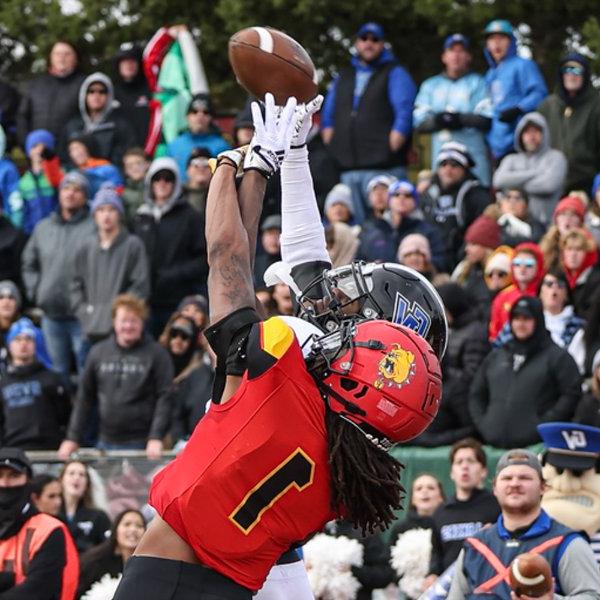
[
  {"xmin": 321, "ymin": 22, "xmax": 416, "ymax": 224},
  {"xmin": 489, "ymin": 241, "xmax": 544, "ymax": 340},
  {"xmin": 61, "ymin": 72, "xmax": 135, "ymax": 168},
  {"xmin": 483, "ymin": 245, "xmax": 513, "ymax": 299},
  {"xmin": 133, "ymin": 157, "xmax": 207, "ymax": 337},
  {"xmin": 166, "ymin": 93, "xmax": 230, "ymax": 183},
  {"xmin": 482, "ymin": 20, "xmax": 547, "ymax": 162},
  {"xmin": 159, "ymin": 312, "xmax": 214, "ymax": 446},
  {"xmin": 539, "ymin": 53, "xmax": 600, "ymax": 193}
]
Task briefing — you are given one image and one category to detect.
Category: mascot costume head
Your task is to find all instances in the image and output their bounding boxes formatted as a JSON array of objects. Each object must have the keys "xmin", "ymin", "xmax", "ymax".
[{"xmin": 538, "ymin": 422, "xmax": 600, "ymax": 539}]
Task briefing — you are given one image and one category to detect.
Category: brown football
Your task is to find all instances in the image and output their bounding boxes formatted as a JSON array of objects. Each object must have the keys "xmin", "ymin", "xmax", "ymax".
[
  {"xmin": 228, "ymin": 26, "xmax": 318, "ymax": 104},
  {"xmin": 509, "ymin": 553, "xmax": 553, "ymax": 597}
]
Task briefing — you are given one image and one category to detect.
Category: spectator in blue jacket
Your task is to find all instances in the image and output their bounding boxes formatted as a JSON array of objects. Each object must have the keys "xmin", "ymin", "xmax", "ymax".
[
  {"xmin": 166, "ymin": 94, "xmax": 230, "ymax": 183},
  {"xmin": 0, "ymin": 125, "xmax": 20, "ymax": 219},
  {"xmin": 414, "ymin": 34, "xmax": 493, "ymax": 185},
  {"xmin": 483, "ymin": 19, "xmax": 547, "ymax": 161},
  {"xmin": 321, "ymin": 22, "xmax": 416, "ymax": 223},
  {"xmin": 359, "ymin": 179, "xmax": 446, "ymax": 271}
]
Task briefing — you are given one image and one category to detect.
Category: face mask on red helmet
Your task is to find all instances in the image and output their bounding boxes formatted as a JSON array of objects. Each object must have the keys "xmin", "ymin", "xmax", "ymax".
[{"xmin": 308, "ymin": 319, "xmax": 442, "ymax": 450}]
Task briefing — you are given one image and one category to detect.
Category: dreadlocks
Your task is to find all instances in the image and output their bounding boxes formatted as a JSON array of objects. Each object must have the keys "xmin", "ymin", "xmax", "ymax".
[{"xmin": 326, "ymin": 409, "xmax": 404, "ymax": 535}]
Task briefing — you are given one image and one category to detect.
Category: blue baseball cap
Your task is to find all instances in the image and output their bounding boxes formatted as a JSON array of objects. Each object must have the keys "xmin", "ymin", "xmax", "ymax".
[
  {"xmin": 538, "ymin": 422, "xmax": 600, "ymax": 471},
  {"xmin": 444, "ymin": 34, "xmax": 470, "ymax": 50},
  {"xmin": 356, "ymin": 22, "xmax": 384, "ymax": 40},
  {"xmin": 389, "ymin": 179, "xmax": 418, "ymax": 201},
  {"xmin": 484, "ymin": 19, "xmax": 514, "ymax": 37}
]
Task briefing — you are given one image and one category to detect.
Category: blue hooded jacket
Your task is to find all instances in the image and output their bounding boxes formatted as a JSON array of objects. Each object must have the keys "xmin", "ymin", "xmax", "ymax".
[{"xmin": 484, "ymin": 32, "xmax": 547, "ymax": 158}]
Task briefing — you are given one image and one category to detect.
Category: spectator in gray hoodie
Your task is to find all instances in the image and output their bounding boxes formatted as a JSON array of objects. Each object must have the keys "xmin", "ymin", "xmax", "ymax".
[
  {"xmin": 61, "ymin": 72, "xmax": 135, "ymax": 168},
  {"xmin": 493, "ymin": 112, "xmax": 567, "ymax": 226},
  {"xmin": 70, "ymin": 184, "xmax": 149, "ymax": 345},
  {"xmin": 21, "ymin": 171, "xmax": 96, "ymax": 380}
]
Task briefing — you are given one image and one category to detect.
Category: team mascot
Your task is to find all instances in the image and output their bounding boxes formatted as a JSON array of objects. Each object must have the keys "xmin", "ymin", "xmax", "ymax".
[{"xmin": 538, "ymin": 422, "xmax": 600, "ymax": 562}]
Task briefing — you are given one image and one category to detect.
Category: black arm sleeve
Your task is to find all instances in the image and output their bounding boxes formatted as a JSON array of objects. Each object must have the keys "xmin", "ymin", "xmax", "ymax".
[
  {"xmin": 458, "ymin": 113, "xmax": 492, "ymax": 131},
  {"xmin": 204, "ymin": 307, "xmax": 261, "ymax": 403},
  {"xmin": 0, "ymin": 529, "xmax": 65, "ymax": 599}
]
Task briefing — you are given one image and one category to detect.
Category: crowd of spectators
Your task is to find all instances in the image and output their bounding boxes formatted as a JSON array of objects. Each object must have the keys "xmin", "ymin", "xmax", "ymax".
[{"xmin": 1, "ymin": 15, "xmax": 600, "ymax": 599}]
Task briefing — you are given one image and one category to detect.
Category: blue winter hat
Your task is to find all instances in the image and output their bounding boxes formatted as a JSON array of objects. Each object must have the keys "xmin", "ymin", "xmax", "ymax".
[
  {"xmin": 7, "ymin": 317, "xmax": 37, "ymax": 345},
  {"xmin": 444, "ymin": 34, "xmax": 470, "ymax": 50},
  {"xmin": 60, "ymin": 171, "xmax": 90, "ymax": 197},
  {"xmin": 484, "ymin": 19, "xmax": 514, "ymax": 37},
  {"xmin": 25, "ymin": 129, "xmax": 55, "ymax": 157},
  {"xmin": 91, "ymin": 183, "xmax": 124, "ymax": 215},
  {"xmin": 356, "ymin": 22, "xmax": 384, "ymax": 40},
  {"xmin": 388, "ymin": 179, "xmax": 419, "ymax": 204}
]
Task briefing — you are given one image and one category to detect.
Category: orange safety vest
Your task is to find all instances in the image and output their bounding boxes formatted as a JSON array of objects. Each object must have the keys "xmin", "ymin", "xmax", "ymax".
[{"xmin": 0, "ymin": 512, "xmax": 79, "ymax": 600}]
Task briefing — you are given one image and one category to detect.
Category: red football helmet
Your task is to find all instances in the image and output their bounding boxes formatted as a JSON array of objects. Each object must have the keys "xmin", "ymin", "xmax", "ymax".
[{"xmin": 309, "ymin": 319, "xmax": 442, "ymax": 448}]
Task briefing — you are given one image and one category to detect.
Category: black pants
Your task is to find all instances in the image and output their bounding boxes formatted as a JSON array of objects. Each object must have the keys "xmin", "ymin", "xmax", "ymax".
[{"xmin": 113, "ymin": 556, "xmax": 253, "ymax": 600}]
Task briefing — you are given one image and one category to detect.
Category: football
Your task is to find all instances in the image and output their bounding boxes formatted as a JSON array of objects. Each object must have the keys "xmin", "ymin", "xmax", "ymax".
[
  {"xmin": 509, "ymin": 553, "xmax": 553, "ymax": 597},
  {"xmin": 228, "ymin": 27, "xmax": 318, "ymax": 104}
]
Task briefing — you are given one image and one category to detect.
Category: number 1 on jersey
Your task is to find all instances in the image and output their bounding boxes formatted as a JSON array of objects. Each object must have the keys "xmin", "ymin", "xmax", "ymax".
[{"xmin": 229, "ymin": 448, "xmax": 315, "ymax": 534}]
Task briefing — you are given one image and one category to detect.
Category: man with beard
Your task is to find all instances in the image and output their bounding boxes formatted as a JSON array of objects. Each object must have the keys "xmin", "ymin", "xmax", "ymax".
[
  {"xmin": 0, "ymin": 448, "xmax": 79, "ymax": 598},
  {"xmin": 420, "ymin": 141, "xmax": 491, "ymax": 269},
  {"xmin": 321, "ymin": 22, "xmax": 416, "ymax": 223},
  {"xmin": 447, "ymin": 449, "xmax": 600, "ymax": 600}
]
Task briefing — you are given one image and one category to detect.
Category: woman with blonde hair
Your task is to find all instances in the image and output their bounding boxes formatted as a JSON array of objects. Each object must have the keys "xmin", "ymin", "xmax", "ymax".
[{"xmin": 539, "ymin": 195, "xmax": 586, "ymax": 270}]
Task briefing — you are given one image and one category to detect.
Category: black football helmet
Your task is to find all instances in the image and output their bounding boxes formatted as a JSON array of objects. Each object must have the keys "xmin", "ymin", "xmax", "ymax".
[{"xmin": 297, "ymin": 261, "xmax": 448, "ymax": 359}]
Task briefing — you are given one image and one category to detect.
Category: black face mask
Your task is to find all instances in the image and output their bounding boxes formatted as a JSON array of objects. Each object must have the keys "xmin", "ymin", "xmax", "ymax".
[{"xmin": 0, "ymin": 485, "xmax": 30, "ymax": 539}]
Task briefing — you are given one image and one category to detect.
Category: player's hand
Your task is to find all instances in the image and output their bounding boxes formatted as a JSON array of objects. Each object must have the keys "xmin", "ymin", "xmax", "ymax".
[
  {"xmin": 146, "ymin": 439, "xmax": 164, "ymax": 460},
  {"xmin": 291, "ymin": 95, "xmax": 323, "ymax": 148},
  {"xmin": 58, "ymin": 440, "xmax": 79, "ymax": 461},
  {"xmin": 510, "ymin": 590, "xmax": 553, "ymax": 600},
  {"xmin": 244, "ymin": 93, "xmax": 297, "ymax": 177}
]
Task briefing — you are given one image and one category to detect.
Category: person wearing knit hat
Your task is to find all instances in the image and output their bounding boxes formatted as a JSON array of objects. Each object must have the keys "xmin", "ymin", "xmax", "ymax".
[
  {"xmin": 0, "ymin": 280, "xmax": 22, "ymax": 374},
  {"xmin": 464, "ymin": 214, "xmax": 501, "ymax": 250},
  {"xmin": 59, "ymin": 171, "xmax": 90, "ymax": 198},
  {"xmin": 90, "ymin": 183, "xmax": 124, "ymax": 216},
  {"xmin": 389, "ymin": 179, "xmax": 420, "ymax": 218},
  {"xmin": 359, "ymin": 177, "xmax": 445, "ymax": 268},
  {"xmin": 10, "ymin": 128, "xmax": 61, "ymax": 234},
  {"xmin": 25, "ymin": 129, "xmax": 55, "ymax": 157},
  {"xmin": 365, "ymin": 175, "xmax": 395, "ymax": 221},
  {"xmin": 324, "ymin": 183, "xmax": 354, "ymax": 225},
  {"xmin": 397, "ymin": 233, "xmax": 434, "ymax": 278},
  {"xmin": 177, "ymin": 295, "xmax": 209, "ymax": 331},
  {"xmin": 553, "ymin": 195, "xmax": 585, "ymax": 232},
  {"xmin": 71, "ymin": 183, "xmax": 149, "ymax": 343},
  {"xmin": 484, "ymin": 245, "xmax": 514, "ymax": 295},
  {"xmin": 451, "ymin": 215, "xmax": 501, "ymax": 313},
  {"xmin": 421, "ymin": 140, "xmax": 491, "ymax": 270}
]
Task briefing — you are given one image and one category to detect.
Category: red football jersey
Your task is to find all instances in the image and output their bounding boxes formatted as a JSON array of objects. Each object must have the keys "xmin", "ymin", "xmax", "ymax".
[{"xmin": 150, "ymin": 317, "xmax": 335, "ymax": 590}]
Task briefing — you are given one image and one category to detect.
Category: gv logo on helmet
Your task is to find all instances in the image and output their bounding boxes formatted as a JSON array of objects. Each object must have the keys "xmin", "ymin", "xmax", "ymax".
[
  {"xmin": 374, "ymin": 344, "xmax": 416, "ymax": 390},
  {"xmin": 392, "ymin": 293, "xmax": 431, "ymax": 337}
]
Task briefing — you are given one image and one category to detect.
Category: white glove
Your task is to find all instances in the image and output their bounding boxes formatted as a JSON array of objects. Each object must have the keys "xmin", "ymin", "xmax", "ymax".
[
  {"xmin": 498, "ymin": 213, "xmax": 532, "ymax": 239},
  {"xmin": 291, "ymin": 95, "xmax": 323, "ymax": 147},
  {"xmin": 244, "ymin": 93, "xmax": 297, "ymax": 177}
]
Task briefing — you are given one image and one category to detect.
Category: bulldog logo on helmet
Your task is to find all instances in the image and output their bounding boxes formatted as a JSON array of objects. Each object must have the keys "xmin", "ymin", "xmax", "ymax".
[{"xmin": 374, "ymin": 344, "xmax": 416, "ymax": 390}]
